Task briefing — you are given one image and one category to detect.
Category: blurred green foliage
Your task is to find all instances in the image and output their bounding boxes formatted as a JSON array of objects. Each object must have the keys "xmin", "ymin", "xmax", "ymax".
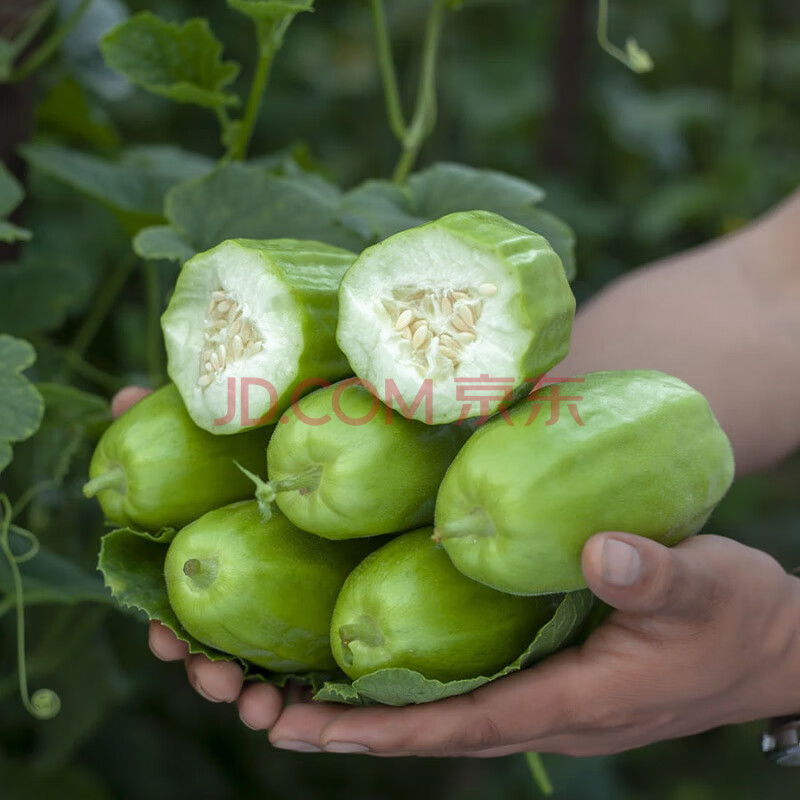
[{"xmin": 1, "ymin": 0, "xmax": 799, "ymax": 798}]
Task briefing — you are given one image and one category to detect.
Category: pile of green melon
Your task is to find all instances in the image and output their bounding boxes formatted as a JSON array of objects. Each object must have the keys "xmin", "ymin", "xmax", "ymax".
[{"xmin": 90, "ymin": 211, "xmax": 734, "ymax": 706}]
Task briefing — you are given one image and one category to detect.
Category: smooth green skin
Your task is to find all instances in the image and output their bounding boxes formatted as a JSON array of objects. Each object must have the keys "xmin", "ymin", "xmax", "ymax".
[
  {"xmin": 265, "ymin": 381, "xmax": 471, "ymax": 538},
  {"xmin": 84, "ymin": 384, "xmax": 268, "ymax": 530},
  {"xmin": 330, "ymin": 529, "xmax": 557, "ymax": 682},
  {"xmin": 163, "ymin": 238, "xmax": 355, "ymax": 434},
  {"xmin": 436, "ymin": 370, "xmax": 736, "ymax": 595},
  {"xmin": 336, "ymin": 210, "xmax": 576, "ymax": 424},
  {"xmin": 165, "ymin": 501, "xmax": 373, "ymax": 672}
]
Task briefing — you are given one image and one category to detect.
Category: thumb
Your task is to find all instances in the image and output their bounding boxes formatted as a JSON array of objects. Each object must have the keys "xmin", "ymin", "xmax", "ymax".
[{"xmin": 581, "ymin": 531, "xmax": 723, "ymax": 619}]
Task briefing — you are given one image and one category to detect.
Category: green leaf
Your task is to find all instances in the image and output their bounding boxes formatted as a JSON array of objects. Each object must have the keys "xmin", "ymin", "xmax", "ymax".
[
  {"xmin": 37, "ymin": 384, "xmax": 111, "ymax": 433},
  {"xmin": 0, "ymin": 161, "xmax": 29, "ymax": 250},
  {"xmin": 0, "ymin": 336, "xmax": 44, "ymax": 474},
  {"xmin": 341, "ymin": 163, "xmax": 577, "ymax": 279},
  {"xmin": 164, "ymin": 162, "xmax": 363, "ymax": 253},
  {"xmin": 0, "ymin": 162, "xmax": 24, "ymax": 217},
  {"xmin": 132, "ymin": 225, "xmax": 194, "ymax": 264},
  {"xmin": 228, "ymin": 0, "xmax": 314, "ymax": 54},
  {"xmin": 411, "ymin": 162, "xmax": 546, "ymax": 213},
  {"xmin": 0, "ymin": 529, "xmax": 111, "ymax": 608},
  {"xmin": 35, "ymin": 77, "xmax": 119, "ymax": 150},
  {"xmin": 0, "ymin": 220, "xmax": 32, "ymax": 243},
  {"xmin": 338, "ymin": 180, "xmax": 418, "ymax": 241},
  {"xmin": 99, "ymin": 12, "xmax": 240, "ymax": 109},
  {"xmin": 0, "ymin": 260, "xmax": 94, "ymax": 338},
  {"xmin": 97, "ymin": 527, "xmax": 338, "ymax": 690},
  {"xmin": 313, "ymin": 590, "xmax": 594, "ymax": 706},
  {"xmin": 22, "ymin": 143, "xmax": 214, "ymax": 219},
  {"xmin": 228, "ymin": 0, "xmax": 315, "ymax": 26}
]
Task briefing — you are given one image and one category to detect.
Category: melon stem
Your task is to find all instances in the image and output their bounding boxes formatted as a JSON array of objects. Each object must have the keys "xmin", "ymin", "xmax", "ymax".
[
  {"xmin": 433, "ymin": 510, "xmax": 494, "ymax": 543},
  {"xmin": 236, "ymin": 461, "xmax": 322, "ymax": 520},
  {"xmin": 82, "ymin": 467, "xmax": 125, "ymax": 498},
  {"xmin": 339, "ymin": 616, "xmax": 384, "ymax": 667},
  {"xmin": 183, "ymin": 557, "xmax": 218, "ymax": 590}
]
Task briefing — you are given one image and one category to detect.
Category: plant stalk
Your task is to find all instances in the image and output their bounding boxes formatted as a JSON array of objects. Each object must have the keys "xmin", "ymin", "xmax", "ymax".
[
  {"xmin": 392, "ymin": 0, "xmax": 448, "ymax": 184},
  {"xmin": 524, "ymin": 752, "xmax": 553, "ymax": 796},
  {"xmin": 143, "ymin": 260, "xmax": 165, "ymax": 387},
  {"xmin": 183, "ymin": 557, "xmax": 219, "ymax": 590},
  {"xmin": 65, "ymin": 254, "xmax": 138, "ymax": 368},
  {"xmin": 368, "ymin": 0, "xmax": 407, "ymax": 141},
  {"xmin": 10, "ymin": 0, "xmax": 94, "ymax": 83},
  {"xmin": 82, "ymin": 467, "xmax": 125, "ymax": 498},
  {"xmin": 229, "ymin": 16, "xmax": 294, "ymax": 161},
  {"xmin": 0, "ymin": 496, "xmax": 60, "ymax": 719}
]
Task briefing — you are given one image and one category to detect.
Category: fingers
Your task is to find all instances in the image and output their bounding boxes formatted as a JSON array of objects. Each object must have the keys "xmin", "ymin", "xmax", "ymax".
[
  {"xmin": 238, "ymin": 683, "xmax": 284, "ymax": 731},
  {"xmin": 149, "ymin": 620, "xmax": 189, "ymax": 661},
  {"xmin": 149, "ymin": 622, "xmax": 243, "ymax": 702},
  {"xmin": 268, "ymin": 649, "xmax": 590, "ymax": 757},
  {"xmin": 111, "ymin": 386, "xmax": 152, "ymax": 419},
  {"xmin": 581, "ymin": 532, "xmax": 729, "ymax": 619},
  {"xmin": 270, "ymin": 702, "xmax": 352, "ymax": 752},
  {"xmin": 185, "ymin": 654, "xmax": 244, "ymax": 703}
]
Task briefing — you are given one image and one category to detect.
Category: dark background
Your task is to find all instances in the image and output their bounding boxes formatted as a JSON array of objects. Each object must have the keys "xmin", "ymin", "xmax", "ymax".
[{"xmin": 1, "ymin": 0, "xmax": 799, "ymax": 797}]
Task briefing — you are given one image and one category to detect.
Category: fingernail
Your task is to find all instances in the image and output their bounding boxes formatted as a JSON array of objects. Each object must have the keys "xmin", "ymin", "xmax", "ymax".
[
  {"xmin": 323, "ymin": 741, "xmax": 370, "ymax": 754},
  {"xmin": 240, "ymin": 717, "xmax": 261, "ymax": 731},
  {"xmin": 194, "ymin": 681, "xmax": 223, "ymax": 703},
  {"xmin": 272, "ymin": 739, "xmax": 322, "ymax": 753},
  {"xmin": 602, "ymin": 538, "xmax": 641, "ymax": 586}
]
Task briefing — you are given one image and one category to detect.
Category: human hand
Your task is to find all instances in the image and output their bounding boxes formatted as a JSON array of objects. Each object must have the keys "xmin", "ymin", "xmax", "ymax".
[
  {"xmin": 113, "ymin": 387, "xmax": 800, "ymax": 756},
  {"xmin": 110, "ymin": 386, "xmax": 284, "ymax": 730},
  {"xmin": 264, "ymin": 532, "xmax": 800, "ymax": 757}
]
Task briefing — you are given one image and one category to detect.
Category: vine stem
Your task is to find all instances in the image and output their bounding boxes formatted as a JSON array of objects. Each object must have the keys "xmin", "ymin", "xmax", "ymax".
[
  {"xmin": 0, "ymin": 496, "xmax": 60, "ymax": 719},
  {"xmin": 230, "ymin": 51, "xmax": 272, "ymax": 160},
  {"xmin": 59, "ymin": 349, "xmax": 126, "ymax": 392},
  {"xmin": 228, "ymin": 17, "xmax": 292, "ymax": 162},
  {"xmin": 392, "ymin": 0, "xmax": 448, "ymax": 184},
  {"xmin": 595, "ymin": 0, "xmax": 652, "ymax": 74},
  {"xmin": 59, "ymin": 254, "xmax": 137, "ymax": 383},
  {"xmin": 368, "ymin": 0, "xmax": 407, "ymax": 141},
  {"xmin": 10, "ymin": 0, "xmax": 95, "ymax": 83},
  {"xmin": 143, "ymin": 260, "xmax": 165, "ymax": 386},
  {"xmin": 524, "ymin": 752, "xmax": 553, "ymax": 796},
  {"xmin": 5, "ymin": 0, "xmax": 58, "ymax": 62},
  {"xmin": 596, "ymin": 0, "xmax": 622, "ymax": 62}
]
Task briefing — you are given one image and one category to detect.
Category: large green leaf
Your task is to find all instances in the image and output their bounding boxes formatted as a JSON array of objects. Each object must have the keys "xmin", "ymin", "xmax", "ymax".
[
  {"xmin": 162, "ymin": 162, "xmax": 363, "ymax": 255},
  {"xmin": 100, "ymin": 12, "xmax": 239, "ymax": 109},
  {"xmin": 341, "ymin": 163, "xmax": 577, "ymax": 279},
  {"xmin": 21, "ymin": 143, "xmax": 214, "ymax": 219},
  {"xmin": 132, "ymin": 225, "xmax": 194, "ymax": 264},
  {"xmin": 0, "ymin": 258, "xmax": 97, "ymax": 339},
  {"xmin": 314, "ymin": 590, "xmax": 594, "ymax": 706},
  {"xmin": 0, "ymin": 337, "xmax": 44, "ymax": 474},
  {"xmin": 411, "ymin": 162, "xmax": 547, "ymax": 214}
]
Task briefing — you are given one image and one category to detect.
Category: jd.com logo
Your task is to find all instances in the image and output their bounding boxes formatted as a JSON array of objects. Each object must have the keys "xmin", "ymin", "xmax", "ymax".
[{"xmin": 213, "ymin": 375, "xmax": 585, "ymax": 428}]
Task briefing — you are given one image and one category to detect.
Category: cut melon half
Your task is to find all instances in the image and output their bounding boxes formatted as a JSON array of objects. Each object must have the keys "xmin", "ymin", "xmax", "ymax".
[
  {"xmin": 162, "ymin": 238, "xmax": 355, "ymax": 433},
  {"xmin": 336, "ymin": 211, "xmax": 576, "ymax": 424}
]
